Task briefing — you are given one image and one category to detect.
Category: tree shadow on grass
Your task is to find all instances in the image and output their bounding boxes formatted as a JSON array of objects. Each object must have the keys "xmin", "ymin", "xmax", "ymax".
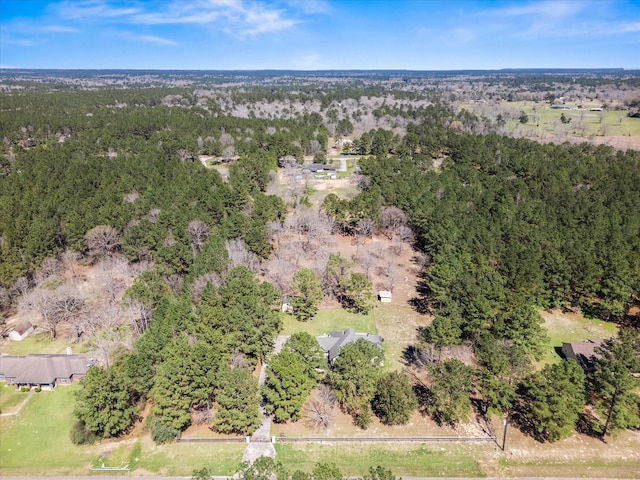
[
  {"xmin": 575, "ymin": 410, "xmax": 604, "ymax": 440},
  {"xmin": 407, "ymin": 278, "xmax": 430, "ymax": 314}
]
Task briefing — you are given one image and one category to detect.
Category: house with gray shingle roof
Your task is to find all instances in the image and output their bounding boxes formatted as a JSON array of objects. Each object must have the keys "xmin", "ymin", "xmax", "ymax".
[
  {"xmin": 0, "ymin": 354, "xmax": 95, "ymax": 390},
  {"xmin": 316, "ymin": 328, "xmax": 383, "ymax": 363}
]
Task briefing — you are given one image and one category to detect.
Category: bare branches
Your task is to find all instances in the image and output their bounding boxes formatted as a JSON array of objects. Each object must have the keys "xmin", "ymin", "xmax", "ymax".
[
  {"xmin": 19, "ymin": 285, "xmax": 85, "ymax": 340},
  {"xmin": 187, "ymin": 220, "xmax": 210, "ymax": 256},
  {"xmin": 303, "ymin": 385, "xmax": 336, "ymax": 430},
  {"xmin": 225, "ymin": 238, "xmax": 262, "ymax": 273},
  {"xmin": 85, "ymin": 225, "xmax": 120, "ymax": 258}
]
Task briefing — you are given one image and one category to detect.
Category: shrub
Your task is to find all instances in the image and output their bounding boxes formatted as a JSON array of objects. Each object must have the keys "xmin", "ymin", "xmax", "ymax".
[
  {"xmin": 70, "ymin": 419, "xmax": 98, "ymax": 445},
  {"xmin": 34, "ymin": 387, "xmax": 42, "ymax": 393},
  {"xmin": 149, "ymin": 417, "xmax": 180, "ymax": 444}
]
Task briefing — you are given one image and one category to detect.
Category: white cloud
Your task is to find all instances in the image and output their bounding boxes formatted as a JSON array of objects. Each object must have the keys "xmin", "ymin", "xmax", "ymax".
[
  {"xmin": 54, "ymin": 0, "xmax": 140, "ymax": 20},
  {"xmin": 0, "ymin": 36, "xmax": 41, "ymax": 47},
  {"xmin": 29, "ymin": 1, "xmax": 319, "ymax": 39},
  {"xmin": 42, "ymin": 25, "xmax": 80, "ymax": 33},
  {"xmin": 119, "ymin": 31, "xmax": 178, "ymax": 46},
  {"xmin": 128, "ymin": 0, "xmax": 300, "ymax": 35},
  {"xmin": 284, "ymin": 0, "xmax": 331, "ymax": 15},
  {"xmin": 493, "ymin": 1, "xmax": 585, "ymax": 19}
]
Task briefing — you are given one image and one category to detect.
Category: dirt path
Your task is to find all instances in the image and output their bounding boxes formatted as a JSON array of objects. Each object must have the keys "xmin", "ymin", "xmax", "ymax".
[
  {"xmin": 242, "ymin": 335, "xmax": 290, "ymax": 463},
  {"xmin": 0, "ymin": 389, "xmax": 33, "ymax": 417}
]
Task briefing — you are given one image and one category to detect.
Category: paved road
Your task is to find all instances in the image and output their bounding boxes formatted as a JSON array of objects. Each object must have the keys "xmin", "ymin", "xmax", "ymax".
[{"xmin": 2, "ymin": 476, "xmax": 625, "ymax": 480}]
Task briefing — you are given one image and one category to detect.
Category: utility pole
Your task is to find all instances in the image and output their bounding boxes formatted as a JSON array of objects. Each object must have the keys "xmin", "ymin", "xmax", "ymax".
[{"xmin": 502, "ymin": 414, "xmax": 509, "ymax": 451}]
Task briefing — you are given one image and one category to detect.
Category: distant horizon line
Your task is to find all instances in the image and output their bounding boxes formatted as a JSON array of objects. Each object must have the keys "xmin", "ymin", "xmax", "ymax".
[{"xmin": 0, "ymin": 67, "xmax": 635, "ymax": 73}]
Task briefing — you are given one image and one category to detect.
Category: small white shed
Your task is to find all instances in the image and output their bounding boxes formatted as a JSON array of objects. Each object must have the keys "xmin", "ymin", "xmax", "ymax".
[
  {"xmin": 379, "ymin": 291, "xmax": 392, "ymax": 303},
  {"xmin": 8, "ymin": 321, "xmax": 34, "ymax": 342}
]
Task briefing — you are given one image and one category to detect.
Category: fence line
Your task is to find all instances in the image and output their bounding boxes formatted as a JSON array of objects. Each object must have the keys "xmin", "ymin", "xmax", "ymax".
[{"xmin": 178, "ymin": 436, "xmax": 495, "ymax": 443}]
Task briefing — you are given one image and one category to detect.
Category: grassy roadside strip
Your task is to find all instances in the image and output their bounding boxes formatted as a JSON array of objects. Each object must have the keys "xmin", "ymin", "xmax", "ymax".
[{"xmin": 275, "ymin": 442, "xmax": 487, "ymax": 477}]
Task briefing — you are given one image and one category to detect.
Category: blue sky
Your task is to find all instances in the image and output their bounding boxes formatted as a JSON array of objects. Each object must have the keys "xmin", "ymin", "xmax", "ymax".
[{"xmin": 1, "ymin": 0, "xmax": 639, "ymax": 70}]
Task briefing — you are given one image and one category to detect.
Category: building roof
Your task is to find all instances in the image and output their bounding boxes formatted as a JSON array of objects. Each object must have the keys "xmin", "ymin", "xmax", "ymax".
[
  {"xmin": 0, "ymin": 354, "xmax": 94, "ymax": 385},
  {"xmin": 561, "ymin": 339, "xmax": 604, "ymax": 371},
  {"xmin": 379, "ymin": 290, "xmax": 392, "ymax": 298},
  {"xmin": 316, "ymin": 328, "xmax": 383, "ymax": 362},
  {"xmin": 302, "ymin": 163, "xmax": 333, "ymax": 172},
  {"xmin": 12, "ymin": 321, "xmax": 34, "ymax": 336}
]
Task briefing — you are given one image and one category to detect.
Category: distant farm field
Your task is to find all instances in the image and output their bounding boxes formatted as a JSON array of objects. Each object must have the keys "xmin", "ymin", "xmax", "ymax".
[{"xmin": 461, "ymin": 100, "xmax": 640, "ymax": 150}]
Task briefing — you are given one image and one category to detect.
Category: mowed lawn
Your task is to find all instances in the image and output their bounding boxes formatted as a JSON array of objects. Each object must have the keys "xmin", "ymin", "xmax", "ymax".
[
  {"xmin": 0, "ymin": 384, "xmax": 96, "ymax": 475},
  {"xmin": 275, "ymin": 442, "xmax": 486, "ymax": 477},
  {"xmin": 0, "ymin": 332, "xmax": 88, "ymax": 356},
  {"xmin": 539, "ymin": 309, "xmax": 618, "ymax": 366},
  {"xmin": 0, "ymin": 385, "xmax": 29, "ymax": 414},
  {"xmin": 0, "ymin": 382, "xmax": 246, "ymax": 476},
  {"xmin": 280, "ymin": 308, "xmax": 376, "ymax": 337},
  {"xmin": 135, "ymin": 440, "xmax": 245, "ymax": 476}
]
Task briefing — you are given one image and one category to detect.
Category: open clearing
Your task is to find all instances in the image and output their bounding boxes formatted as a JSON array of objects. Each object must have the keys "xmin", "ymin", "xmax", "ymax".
[
  {"xmin": 1, "ymin": 161, "xmax": 638, "ymax": 477},
  {"xmin": 462, "ymin": 100, "xmax": 640, "ymax": 151}
]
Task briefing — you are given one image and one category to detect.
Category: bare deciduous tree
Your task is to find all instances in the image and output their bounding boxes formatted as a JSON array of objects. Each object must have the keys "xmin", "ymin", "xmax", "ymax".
[
  {"xmin": 85, "ymin": 225, "xmax": 120, "ymax": 258},
  {"xmin": 381, "ymin": 207, "xmax": 407, "ymax": 238},
  {"xmin": 176, "ymin": 149, "xmax": 192, "ymax": 162},
  {"xmin": 357, "ymin": 249, "xmax": 376, "ymax": 281},
  {"xmin": 264, "ymin": 257, "xmax": 296, "ymax": 294},
  {"xmin": 356, "ymin": 217, "xmax": 376, "ymax": 238},
  {"xmin": 187, "ymin": 220, "xmax": 210, "ymax": 256},
  {"xmin": 303, "ymin": 385, "xmax": 336, "ymax": 430},
  {"xmin": 60, "ymin": 250, "xmax": 79, "ymax": 278},
  {"xmin": 34, "ymin": 257, "xmax": 63, "ymax": 285},
  {"xmin": 225, "ymin": 239, "xmax": 261, "ymax": 273},
  {"xmin": 397, "ymin": 225, "xmax": 415, "ymax": 244},
  {"xmin": 164, "ymin": 274, "xmax": 184, "ymax": 294},
  {"xmin": 146, "ymin": 208, "xmax": 161, "ymax": 224},
  {"xmin": 124, "ymin": 297, "xmax": 153, "ymax": 335},
  {"xmin": 229, "ymin": 348, "xmax": 249, "ymax": 369},
  {"xmin": 20, "ymin": 289, "xmax": 59, "ymax": 338},
  {"xmin": 20, "ymin": 286, "xmax": 84, "ymax": 340},
  {"xmin": 11, "ymin": 276, "xmax": 31, "ymax": 298}
]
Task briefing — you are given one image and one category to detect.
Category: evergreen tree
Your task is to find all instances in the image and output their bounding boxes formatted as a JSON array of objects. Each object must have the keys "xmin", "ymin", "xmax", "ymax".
[
  {"xmin": 73, "ymin": 365, "xmax": 137, "ymax": 438},
  {"xmin": 290, "ymin": 268, "xmax": 323, "ymax": 322},
  {"xmin": 264, "ymin": 350, "xmax": 316, "ymax": 422},
  {"xmin": 213, "ymin": 368, "xmax": 261, "ymax": 435},
  {"xmin": 372, "ymin": 371, "xmax": 418, "ymax": 425},
  {"xmin": 591, "ymin": 328, "xmax": 640, "ymax": 437},
  {"xmin": 329, "ymin": 339, "xmax": 383, "ymax": 428},
  {"xmin": 519, "ymin": 359, "xmax": 586, "ymax": 442},
  {"xmin": 426, "ymin": 359, "xmax": 473, "ymax": 425}
]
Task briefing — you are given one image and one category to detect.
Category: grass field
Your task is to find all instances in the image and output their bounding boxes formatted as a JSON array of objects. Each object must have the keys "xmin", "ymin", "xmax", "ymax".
[
  {"xmin": 280, "ymin": 308, "xmax": 376, "ymax": 337},
  {"xmin": 0, "ymin": 384, "xmax": 29, "ymax": 414},
  {"xmin": 0, "ymin": 384, "xmax": 96, "ymax": 476},
  {"xmin": 0, "ymin": 381, "xmax": 246, "ymax": 477},
  {"xmin": 0, "ymin": 332, "xmax": 90, "ymax": 356},
  {"xmin": 460, "ymin": 100, "xmax": 640, "ymax": 146},
  {"xmin": 275, "ymin": 442, "xmax": 486, "ymax": 477},
  {"xmin": 539, "ymin": 309, "xmax": 618, "ymax": 365},
  {"xmin": 499, "ymin": 457, "xmax": 640, "ymax": 479},
  {"xmin": 504, "ymin": 102, "xmax": 640, "ymax": 137},
  {"xmin": 134, "ymin": 440, "xmax": 245, "ymax": 476}
]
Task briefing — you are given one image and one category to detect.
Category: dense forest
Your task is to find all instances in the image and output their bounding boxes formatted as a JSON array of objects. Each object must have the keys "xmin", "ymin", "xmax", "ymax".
[{"xmin": 1, "ymin": 71, "xmax": 639, "ymax": 447}]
